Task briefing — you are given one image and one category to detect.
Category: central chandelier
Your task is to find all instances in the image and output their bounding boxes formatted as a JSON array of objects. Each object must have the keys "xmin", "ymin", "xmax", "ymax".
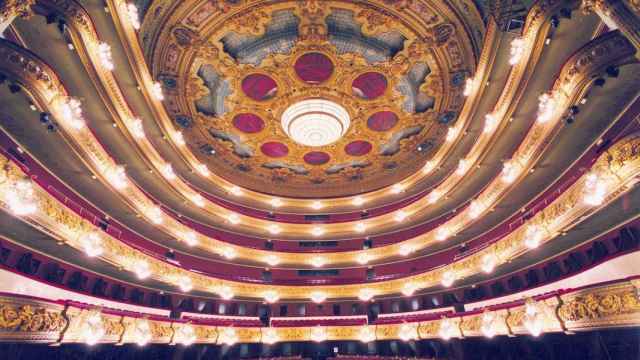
[{"xmin": 281, "ymin": 99, "xmax": 350, "ymax": 147}]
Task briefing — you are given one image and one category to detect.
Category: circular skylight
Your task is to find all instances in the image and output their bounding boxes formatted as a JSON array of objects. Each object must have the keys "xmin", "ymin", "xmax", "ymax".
[{"xmin": 281, "ymin": 99, "xmax": 351, "ymax": 147}]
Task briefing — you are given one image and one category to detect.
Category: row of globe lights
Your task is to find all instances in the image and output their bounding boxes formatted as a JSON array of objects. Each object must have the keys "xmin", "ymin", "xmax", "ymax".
[
  {"xmin": 0, "ymin": 164, "xmax": 606, "ymax": 303},
  {"xmin": 77, "ymin": 297, "xmax": 547, "ymax": 346},
  {"xmin": 2, "ymin": 158, "xmax": 608, "ymax": 302}
]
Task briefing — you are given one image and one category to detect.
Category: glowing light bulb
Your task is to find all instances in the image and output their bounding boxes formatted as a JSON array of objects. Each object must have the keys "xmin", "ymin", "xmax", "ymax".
[
  {"xmin": 263, "ymin": 290, "xmax": 280, "ymax": 303},
  {"xmin": 399, "ymin": 244, "xmax": 414, "ymax": 257},
  {"xmin": 229, "ymin": 186, "xmax": 243, "ymax": 196},
  {"xmin": 173, "ymin": 131, "xmax": 185, "ymax": 146},
  {"xmin": 126, "ymin": 3, "xmax": 141, "ymax": 30},
  {"xmin": 311, "ymin": 226, "xmax": 325, "ymax": 237},
  {"xmin": 195, "ymin": 163, "xmax": 209, "ymax": 177},
  {"xmin": 438, "ymin": 317, "xmax": 456, "ymax": 340},
  {"xmin": 176, "ymin": 323, "xmax": 196, "ymax": 346},
  {"xmin": 219, "ymin": 327, "xmax": 238, "ymax": 345},
  {"xmin": 481, "ymin": 311, "xmax": 497, "ymax": 338},
  {"xmin": 391, "ymin": 183, "xmax": 405, "ymax": 194},
  {"xmin": 357, "ymin": 253, "xmax": 371, "ymax": 265},
  {"xmin": 179, "ymin": 276, "xmax": 193, "ymax": 292},
  {"xmin": 394, "ymin": 210, "xmax": 408, "ymax": 222},
  {"xmin": 441, "ymin": 270, "xmax": 455, "ymax": 287},
  {"xmin": 358, "ymin": 288, "xmax": 375, "ymax": 301},
  {"xmin": 191, "ymin": 193, "xmax": 205, "ymax": 208},
  {"xmin": 536, "ymin": 93, "xmax": 556, "ymax": 124},
  {"xmin": 509, "ymin": 37, "xmax": 525, "ymax": 65},
  {"xmin": 131, "ymin": 118, "xmax": 145, "ymax": 139},
  {"xmin": 218, "ymin": 285, "xmax": 234, "ymax": 300},
  {"xmin": 80, "ymin": 232, "xmax": 104, "ymax": 257},
  {"xmin": 468, "ymin": 199, "xmax": 486, "ymax": 219},
  {"xmin": 523, "ymin": 299, "xmax": 544, "ymax": 337},
  {"xmin": 133, "ymin": 318, "xmax": 152, "ymax": 346},
  {"xmin": 402, "ymin": 282, "xmax": 418, "ymax": 296},
  {"xmin": 97, "ymin": 42, "xmax": 114, "ymax": 71},
  {"xmin": 355, "ymin": 222, "xmax": 367, "ymax": 233},
  {"xmin": 446, "ymin": 126, "xmax": 458, "ymax": 142},
  {"xmin": 310, "ymin": 201, "xmax": 323, "ymax": 210},
  {"xmin": 481, "ymin": 253, "xmax": 497, "ymax": 273},
  {"xmin": 182, "ymin": 231, "xmax": 198, "ymax": 247},
  {"xmin": 151, "ymin": 81, "xmax": 164, "ymax": 101},
  {"xmin": 221, "ymin": 247, "xmax": 236, "ymax": 260},
  {"xmin": 267, "ymin": 224, "xmax": 282, "ymax": 235},
  {"xmin": 227, "ymin": 213, "xmax": 240, "ymax": 225},
  {"xmin": 456, "ymin": 159, "xmax": 469, "ymax": 175},
  {"xmin": 146, "ymin": 206, "xmax": 163, "ymax": 224},
  {"xmin": 399, "ymin": 323, "xmax": 417, "ymax": 341},
  {"xmin": 5, "ymin": 179, "xmax": 38, "ymax": 216},
  {"xmin": 81, "ymin": 310, "xmax": 105, "ymax": 345},
  {"xmin": 483, "ymin": 113, "xmax": 498, "ymax": 133},
  {"xmin": 310, "ymin": 256, "xmax": 326, "ymax": 268},
  {"xmin": 523, "ymin": 224, "xmax": 543, "ymax": 249},
  {"xmin": 427, "ymin": 190, "xmax": 442, "ymax": 204},
  {"xmin": 583, "ymin": 172, "xmax": 607, "ymax": 206},
  {"xmin": 463, "ymin": 77, "xmax": 475, "ymax": 97},
  {"xmin": 436, "ymin": 227, "xmax": 451, "ymax": 241},
  {"xmin": 262, "ymin": 328, "xmax": 279, "ymax": 344},
  {"xmin": 310, "ymin": 326, "xmax": 327, "ymax": 342},
  {"xmin": 310, "ymin": 291, "xmax": 327, "ymax": 303},
  {"xmin": 501, "ymin": 160, "xmax": 521, "ymax": 184},
  {"xmin": 359, "ymin": 325, "xmax": 376, "ymax": 343},
  {"xmin": 133, "ymin": 259, "xmax": 151, "ymax": 279},
  {"xmin": 105, "ymin": 165, "xmax": 128, "ymax": 189},
  {"xmin": 265, "ymin": 255, "xmax": 280, "ymax": 266},
  {"xmin": 59, "ymin": 97, "xmax": 86, "ymax": 130},
  {"xmin": 422, "ymin": 160, "xmax": 436, "ymax": 174},
  {"xmin": 352, "ymin": 196, "xmax": 365, "ymax": 206},
  {"xmin": 270, "ymin": 198, "xmax": 283, "ymax": 208},
  {"xmin": 161, "ymin": 163, "xmax": 176, "ymax": 180}
]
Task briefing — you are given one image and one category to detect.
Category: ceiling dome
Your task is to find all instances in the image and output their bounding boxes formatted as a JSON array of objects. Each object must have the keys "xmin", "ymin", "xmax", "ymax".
[{"xmin": 143, "ymin": 0, "xmax": 480, "ymax": 197}]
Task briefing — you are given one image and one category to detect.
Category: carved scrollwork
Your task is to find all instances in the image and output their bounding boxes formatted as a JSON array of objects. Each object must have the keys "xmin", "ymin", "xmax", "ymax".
[
  {"xmin": 0, "ymin": 304, "xmax": 67, "ymax": 333},
  {"xmin": 559, "ymin": 290, "xmax": 640, "ymax": 322}
]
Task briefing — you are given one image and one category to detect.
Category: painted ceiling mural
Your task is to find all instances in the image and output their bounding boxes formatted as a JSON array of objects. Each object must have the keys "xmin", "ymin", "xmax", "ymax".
[{"xmin": 138, "ymin": 0, "xmax": 482, "ymax": 197}]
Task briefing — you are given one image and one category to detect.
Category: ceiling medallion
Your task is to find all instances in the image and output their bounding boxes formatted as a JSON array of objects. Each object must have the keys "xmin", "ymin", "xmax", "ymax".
[
  {"xmin": 281, "ymin": 98, "xmax": 351, "ymax": 147},
  {"xmin": 166, "ymin": 0, "xmax": 477, "ymax": 197}
]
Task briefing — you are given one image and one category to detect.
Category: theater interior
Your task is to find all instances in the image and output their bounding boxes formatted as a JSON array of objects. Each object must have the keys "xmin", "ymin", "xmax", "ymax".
[{"xmin": 0, "ymin": 0, "xmax": 639, "ymax": 358}]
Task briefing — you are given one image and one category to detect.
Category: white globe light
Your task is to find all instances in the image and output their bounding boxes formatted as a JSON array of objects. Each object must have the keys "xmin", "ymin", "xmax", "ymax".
[{"xmin": 281, "ymin": 99, "xmax": 350, "ymax": 147}]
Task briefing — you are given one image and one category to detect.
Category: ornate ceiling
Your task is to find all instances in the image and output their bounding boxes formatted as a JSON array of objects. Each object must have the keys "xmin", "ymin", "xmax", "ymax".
[{"xmin": 141, "ymin": 0, "xmax": 481, "ymax": 197}]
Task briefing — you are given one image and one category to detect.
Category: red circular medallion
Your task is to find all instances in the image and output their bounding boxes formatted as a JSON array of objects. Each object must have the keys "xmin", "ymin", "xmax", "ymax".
[
  {"xmin": 241, "ymin": 74, "xmax": 278, "ymax": 101},
  {"xmin": 294, "ymin": 53, "xmax": 334, "ymax": 84},
  {"xmin": 303, "ymin": 151, "xmax": 331, "ymax": 165},
  {"xmin": 345, "ymin": 141, "xmax": 373, "ymax": 156},
  {"xmin": 367, "ymin": 111, "xmax": 398, "ymax": 131},
  {"xmin": 352, "ymin": 72, "xmax": 388, "ymax": 100},
  {"xmin": 233, "ymin": 113, "xmax": 264, "ymax": 133},
  {"xmin": 261, "ymin": 142, "xmax": 290, "ymax": 158}
]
